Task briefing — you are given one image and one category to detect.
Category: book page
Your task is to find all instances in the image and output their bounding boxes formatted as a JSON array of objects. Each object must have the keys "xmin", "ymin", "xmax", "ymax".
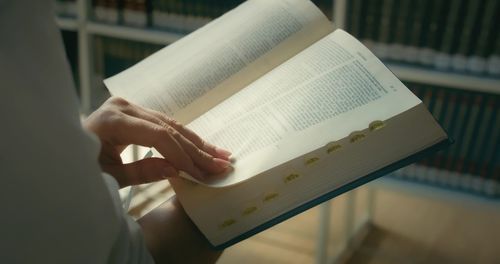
[
  {"xmin": 187, "ymin": 29, "xmax": 422, "ymax": 187},
  {"xmin": 105, "ymin": 0, "xmax": 333, "ymax": 122}
]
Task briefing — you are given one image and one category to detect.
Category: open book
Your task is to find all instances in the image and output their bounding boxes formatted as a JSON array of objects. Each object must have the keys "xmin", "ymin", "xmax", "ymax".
[{"xmin": 104, "ymin": 0, "xmax": 450, "ymax": 249}]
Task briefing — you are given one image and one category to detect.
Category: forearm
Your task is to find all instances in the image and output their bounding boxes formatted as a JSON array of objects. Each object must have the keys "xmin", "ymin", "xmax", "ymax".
[{"xmin": 138, "ymin": 196, "xmax": 223, "ymax": 264}]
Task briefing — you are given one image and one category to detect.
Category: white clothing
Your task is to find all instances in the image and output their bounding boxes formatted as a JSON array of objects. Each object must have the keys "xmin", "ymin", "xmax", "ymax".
[{"xmin": 0, "ymin": 1, "xmax": 153, "ymax": 263}]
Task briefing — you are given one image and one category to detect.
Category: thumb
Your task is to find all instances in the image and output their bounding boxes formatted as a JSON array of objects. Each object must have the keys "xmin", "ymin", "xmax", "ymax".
[{"xmin": 104, "ymin": 158, "xmax": 178, "ymax": 188}]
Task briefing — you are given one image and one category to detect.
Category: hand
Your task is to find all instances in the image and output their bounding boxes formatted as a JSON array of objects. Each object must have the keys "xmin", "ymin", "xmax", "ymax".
[
  {"xmin": 83, "ymin": 97, "xmax": 231, "ymax": 187},
  {"xmin": 138, "ymin": 195, "xmax": 222, "ymax": 264}
]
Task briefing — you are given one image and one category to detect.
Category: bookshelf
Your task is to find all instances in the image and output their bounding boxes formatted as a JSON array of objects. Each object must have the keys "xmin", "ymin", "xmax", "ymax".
[
  {"xmin": 54, "ymin": 0, "xmax": 499, "ymax": 263},
  {"xmin": 56, "ymin": 0, "xmax": 500, "ymax": 114},
  {"xmin": 87, "ymin": 22, "xmax": 183, "ymax": 45},
  {"xmin": 387, "ymin": 63, "xmax": 500, "ymax": 95}
]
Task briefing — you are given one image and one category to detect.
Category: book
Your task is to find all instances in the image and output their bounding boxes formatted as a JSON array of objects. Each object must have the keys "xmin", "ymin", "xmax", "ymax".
[
  {"xmin": 360, "ymin": 0, "xmax": 381, "ymax": 52},
  {"xmin": 451, "ymin": 0, "xmax": 485, "ymax": 71},
  {"xmin": 391, "ymin": 82, "xmax": 500, "ymax": 197},
  {"xmin": 388, "ymin": 0, "xmax": 412, "ymax": 61},
  {"xmin": 103, "ymin": 0, "xmax": 450, "ymax": 248},
  {"xmin": 466, "ymin": 0, "xmax": 498, "ymax": 74},
  {"xmin": 372, "ymin": 0, "xmax": 397, "ymax": 60},
  {"xmin": 434, "ymin": 0, "xmax": 467, "ymax": 70},
  {"xmin": 346, "ymin": 0, "xmax": 364, "ymax": 39},
  {"xmin": 92, "ymin": 0, "xmax": 120, "ymax": 23},
  {"xmin": 418, "ymin": 0, "xmax": 448, "ymax": 66},
  {"xmin": 123, "ymin": 0, "xmax": 148, "ymax": 27}
]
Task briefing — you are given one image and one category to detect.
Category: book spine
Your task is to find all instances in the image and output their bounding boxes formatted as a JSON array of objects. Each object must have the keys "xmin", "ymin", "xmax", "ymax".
[
  {"xmin": 456, "ymin": 95, "xmax": 483, "ymax": 190},
  {"xmin": 488, "ymin": 132, "xmax": 500, "ymax": 197},
  {"xmin": 469, "ymin": 95, "xmax": 494, "ymax": 193},
  {"xmin": 123, "ymin": 0, "xmax": 147, "ymax": 27},
  {"xmin": 399, "ymin": 84, "xmax": 500, "ymax": 197},
  {"xmin": 442, "ymin": 90, "xmax": 466, "ymax": 188},
  {"xmin": 93, "ymin": 0, "xmax": 119, "ymax": 23},
  {"xmin": 93, "ymin": 0, "xmax": 106, "ymax": 22},
  {"xmin": 373, "ymin": 0, "xmax": 398, "ymax": 60},
  {"xmin": 425, "ymin": 87, "xmax": 446, "ymax": 183},
  {"xmin": 108, "ymin": 0, "xmax": 120, "ymax": 23},
  {"xmin": 487, "ymin": 22, "xmax": 500, "ymax": 76},
  {"xmin": 172, "ymin": 0, "xmax": 186, "ymax": 31},
  {"xmin": 434, "ymin": 0, "xmax": 467, "ymax": 70},
  {"xmin": 475, "ymin": 97, "xmax": 496, "ymax": 195},
  {"xmin": 388, "ymin": 0, "xmax": 412, "ymax": 61},
  {"xmin": 446, "ymin": 91, "xmax": 473, "ymax": 189},
  {"xmin": 181, "ymin": 0, "xmax": 192, "ymax": 31},
  {"xmin": 418, "ymin": 0, "xmax": 449, "ymax": 66},
  {"xmin": 451, "ymin": 0, "xmax": 485, "ymax": 72},
  {"xmin": 404, "ymin": 0, "xmax": 429, "ymax": 63},
  {"xmin": 151, "ymin": 0, "xmax": 164, "ymax": 28},
  {"xmin": 347, "ymin": 0, "xmax": 364, "ymax": 38},
  {"xmin": 480, "ymin": 98, "xmax": 500, "ymax": 195},
  {"xmin": 145, "ymin": 0, "xmax": 153, "ymax": 27},
  {"xmin": 462, "ymin": 93, "xmax": 487, "ymax": 176},
  {"xmin": 432, "ymin": 88, "xmax": 452, "ymax": 186},
  {"xmin": 360, "ymin": 0, "xmax": 381, "ymax": 51},
  {"xmin": 466, "ymin": 0, "xmax": 499, "ymax": 74},
  {"xmin": 192, "ymin": 0, "xmax": 210, "ymax": 29},
  {"xmin": 436, "ymin": 88, "xmax": 457, "ymax": 187}
]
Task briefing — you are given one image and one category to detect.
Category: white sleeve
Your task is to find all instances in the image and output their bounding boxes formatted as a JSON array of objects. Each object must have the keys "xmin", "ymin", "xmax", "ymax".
[{"xmin": 0, "ymin": 0, "xmax": 153, "ymax": 263}]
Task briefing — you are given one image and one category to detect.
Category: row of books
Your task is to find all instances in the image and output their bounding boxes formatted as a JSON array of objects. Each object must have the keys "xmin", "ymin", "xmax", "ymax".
[
  {"xmin": 90, "ymin": 37, "xmax": 163, "ymax": 108},
  {"xmin": 94, "ymin": 36, "xmax": 163, "ymax": 77},
  {"xmin": 92, "ymin": 0, "xmax": 332, "ymax": 32},
  {"xmin": 347, "ymin": 0, "xmax": 500, "ymax": 77},
  {"xmin": 393, "ymin": 82, "xmax": 500, "ymax": 197}
]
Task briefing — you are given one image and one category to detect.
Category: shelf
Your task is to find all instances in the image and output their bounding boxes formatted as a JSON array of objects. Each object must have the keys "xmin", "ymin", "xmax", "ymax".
[
  {"xmin": 87, "ymin": 22, "xmax": 184, "ymax": 45},
  {"xmin": 370, "ymin": 177, "xmax": 500, "ymax": 209},
  {"xmin": 56, "ymin": 19, "xmax": 500, "ymax": 96},
  {"xmin": 388, "ymin": 63, "xmax": 500, "ymax": 95},
  {"xmin": 56, "ymin": 17, "xmax": 78, "ymax": 31}
]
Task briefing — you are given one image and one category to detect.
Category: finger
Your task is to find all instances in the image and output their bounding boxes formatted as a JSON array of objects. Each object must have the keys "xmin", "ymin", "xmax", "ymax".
[
  {"xmin": 112, "ymin": 115, "xmax": 204, "ymax": 179},
  {"xmin": 140, "ymin": 107, "xmax": 231, "ymax": 160},
  {"xmin": 102, "ymin": 158, "xmax": 178, "ymax": 188},
  {"xmin": 121, "ymin": 106, "xmax": 230, "ymax": 175},
  {"xmin": 167, "ymin": 127, "xmax": 231, "ymax": 174}
]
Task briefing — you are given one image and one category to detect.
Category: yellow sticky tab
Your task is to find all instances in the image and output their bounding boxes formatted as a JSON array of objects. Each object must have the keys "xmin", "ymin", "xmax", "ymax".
[
  {"xmin": 350, "ymin": 134, "xmax": 366, "ymax": 143},
  {"xmin": 284, "ymin": 173, "xmax": 300, "ymax": 183},
  {"xmin": 369, "ymin": 121, "xmax": 386, "ymax": 131},
  {"xmin": 305, "ymin": 157, "xmax": 320, "ymax": 165},
  {"xmin": 242, "ymin": 206, "xmax": 258, "ymax": 216},
  {"xmin": 327, "ymin": 144, "xmax": 342, "ymax": 154},
  {"xmin": 263, "ymin": 192, "xmax": 279, "ymax": 202},
  {"xmin": 219, "ymin": 219, "xmax": 236, "ymax": 229}
]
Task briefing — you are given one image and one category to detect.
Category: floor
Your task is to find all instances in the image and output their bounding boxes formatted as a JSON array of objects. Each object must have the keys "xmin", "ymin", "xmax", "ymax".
[
  {"xmin": 126, "ymin": 179, "xmax": 500, "ymax": 264},
  {"xmin": 348, "ymin": 185, "xmax": 500, "ymax": 264}
]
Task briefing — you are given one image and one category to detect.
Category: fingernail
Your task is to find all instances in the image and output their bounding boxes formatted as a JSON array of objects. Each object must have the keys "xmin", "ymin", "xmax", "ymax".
[
  {"xmin": 215, "ymin": 147, "xmax": 232, "ymax": 158},
  {"xmin": 163, "ymin": 166, "xmax": 177, "ymax": 178},
  {"xmin": 213, "ymin": 158, "xmax": 231, "ymax": 168}
]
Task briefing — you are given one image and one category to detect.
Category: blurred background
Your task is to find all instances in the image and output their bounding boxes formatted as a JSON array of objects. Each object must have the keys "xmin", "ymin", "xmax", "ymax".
[{"xmin": 54, "ymin": 0, "xmax": 499, "ymax": 263}]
